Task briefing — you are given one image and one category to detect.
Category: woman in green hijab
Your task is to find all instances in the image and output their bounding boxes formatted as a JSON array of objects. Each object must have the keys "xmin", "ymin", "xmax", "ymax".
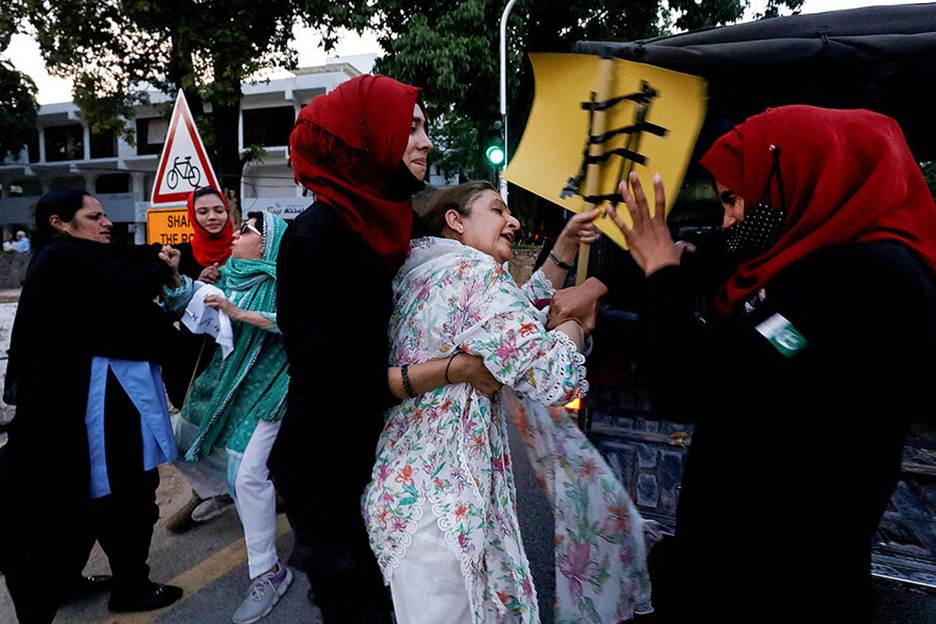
[{"xmin": 160, "ymin": 209, "xmax": 293, "ymax": 624}]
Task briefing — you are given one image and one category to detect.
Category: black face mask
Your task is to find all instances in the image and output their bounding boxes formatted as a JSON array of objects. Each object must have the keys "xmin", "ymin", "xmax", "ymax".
[
  {"xmin": 724, "ymin": 146, "xmax": 786, "ymax": 263},
  {"xmin": 724, "ymin": 200, "xmax": 787, "ymax": 261}
]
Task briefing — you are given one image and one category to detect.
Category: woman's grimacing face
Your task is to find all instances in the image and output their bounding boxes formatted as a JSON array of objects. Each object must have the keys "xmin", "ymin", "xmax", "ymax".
[
  {"xmin": 54, "ymin": 195, "xmax": 112, "ymax": 243},
  {"xmin": 453, "ymin": 189, "xmax": 520, "ymax": 264},
  {"xmin": 194, "ymin": 194, "xmax": 229, "ymax": 234},
  {"xmin": 403, "ymin": 104, "xmax": 432, "ymax": 181}
]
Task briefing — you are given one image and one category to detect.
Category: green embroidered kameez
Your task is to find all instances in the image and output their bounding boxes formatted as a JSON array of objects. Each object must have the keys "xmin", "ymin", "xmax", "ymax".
[{"xmin": 163, "ymin": 212, "xmax": 289, "ymax": 490}]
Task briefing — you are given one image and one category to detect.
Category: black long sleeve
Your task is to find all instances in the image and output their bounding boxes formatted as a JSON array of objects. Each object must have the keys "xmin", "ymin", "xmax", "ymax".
[
  {"xmin": 269, "ymin": 202, "xmax": 397, "ymax": 487},
  {"xmin": 640, "ymin": 264, "xmax": 717, "ymax": 421},
  {"xmin": 275, "ymin": 203, "xmax": 396, "ymax": 410}
]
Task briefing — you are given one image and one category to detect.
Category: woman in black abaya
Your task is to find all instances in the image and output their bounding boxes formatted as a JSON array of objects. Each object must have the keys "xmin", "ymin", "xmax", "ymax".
[{"xmin": 1, "ymin": 190, "xmax": 182, "ymax": 623}]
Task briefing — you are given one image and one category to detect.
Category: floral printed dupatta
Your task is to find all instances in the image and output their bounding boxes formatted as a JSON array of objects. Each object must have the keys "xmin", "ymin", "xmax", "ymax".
[{"xmin": 503, "ymin": 390, "xmax": 657, "ymax": 622}]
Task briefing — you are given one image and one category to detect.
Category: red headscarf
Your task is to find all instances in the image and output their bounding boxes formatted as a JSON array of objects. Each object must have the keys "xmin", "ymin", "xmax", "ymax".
[
  {"xmin": 186, "ymin": 187, "xmax": 233, "ymax": 268},
  {"xmin": 700, "ymin": 105, "xmax": 936, "ymax": 316},
  {"xmin": 289, "ymin": 75, "xmax": 421, "ymax": 272}
]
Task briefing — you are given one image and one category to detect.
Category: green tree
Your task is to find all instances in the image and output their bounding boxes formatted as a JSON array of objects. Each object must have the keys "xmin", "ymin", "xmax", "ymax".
[
  {"xmin": 921, "ymin": 162, "xmax": 936, "ymax": 200},
  {"xmin": 22, "ymin": 0, "xmax": 339, "ymax": 200},
  {"xmin": 0, "ymin": 3, "xmax": 39, "ymax": 163},
  {"xmin": 336, "ymin": 0, "xmax": 802, "ymax": 181}
]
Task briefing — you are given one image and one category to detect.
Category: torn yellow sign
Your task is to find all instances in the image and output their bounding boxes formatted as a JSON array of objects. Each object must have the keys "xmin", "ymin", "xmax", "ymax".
[{"xmin": 504, "ymin": 53, "xmax": 707, "ymax": 250}]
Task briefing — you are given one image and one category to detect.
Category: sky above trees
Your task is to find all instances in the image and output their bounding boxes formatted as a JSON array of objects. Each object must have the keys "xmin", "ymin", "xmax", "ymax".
[{"xmin": 3, "ymin": 0, "xmax": 922, "ymax": 104}]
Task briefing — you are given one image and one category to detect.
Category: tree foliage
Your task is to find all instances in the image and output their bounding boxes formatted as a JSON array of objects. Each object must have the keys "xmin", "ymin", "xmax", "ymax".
[
  {"xmin": 21, "ymin": 0, "xmax": 339, "ymax": 196},
  {"xmin": 330, "ymin": 0, "xmax": 802, "ymax": 181},
  {"xmin": 1, "ymin": 3, "xmax": 39, "ymax": 162},
  {"xmin": 14, "ymin": 0, "xmax": 805, "ymax": 198},
  {"xmin": 922, "ymin": 162, "xmax": 936, "ymax": 200}
]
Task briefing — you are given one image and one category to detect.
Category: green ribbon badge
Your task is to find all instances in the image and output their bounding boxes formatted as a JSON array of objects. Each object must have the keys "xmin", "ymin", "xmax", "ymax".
[{"xmin": 755, "ymin": 313, "xmax": 808, "ymax": 358}]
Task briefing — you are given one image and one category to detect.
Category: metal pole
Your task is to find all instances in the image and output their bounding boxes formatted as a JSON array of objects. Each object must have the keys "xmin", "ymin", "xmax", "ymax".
[{"xmin": 499, "ymin": 0, "xmax": 518, "ymax": 201}]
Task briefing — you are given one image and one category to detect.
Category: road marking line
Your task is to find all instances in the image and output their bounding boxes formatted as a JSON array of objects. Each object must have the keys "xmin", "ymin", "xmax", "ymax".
[{"xmin": 104, "ymin": 514, "xmax": 292, "ymax": 624}]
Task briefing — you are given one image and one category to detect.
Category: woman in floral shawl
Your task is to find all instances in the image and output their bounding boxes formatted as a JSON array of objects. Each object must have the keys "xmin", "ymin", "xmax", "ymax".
[
  {"xmin": 160, "ymin": 210, "xmax": 293, "ymax": 624},
  {"xmin": 364, "ymin": 181, "xmax": 651, "ymax": 623}
]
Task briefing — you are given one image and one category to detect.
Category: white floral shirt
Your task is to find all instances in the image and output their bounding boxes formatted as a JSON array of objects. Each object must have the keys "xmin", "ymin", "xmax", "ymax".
[{"xmin": 363, "ymin": 237, "xmax": 587, "ymax": 623}]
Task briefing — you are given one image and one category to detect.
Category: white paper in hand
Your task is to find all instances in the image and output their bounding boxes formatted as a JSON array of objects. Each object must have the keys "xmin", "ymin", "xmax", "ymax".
[{"xmin": 181, "ymin": 282, "xmax": 235, "ymax": 359}]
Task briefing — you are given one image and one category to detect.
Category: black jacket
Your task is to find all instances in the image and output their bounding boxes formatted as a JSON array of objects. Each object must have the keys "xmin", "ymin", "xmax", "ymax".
[
  {"xmin": 269, "ymin": 202, "xmax": 398, "ymax": 497},
  {"xmin": 642, "ymin": 240, "xmax": 936, "ymax": 622},
  {"xmin": 0, "ymin": 238, "xmax": 172, "ymax": 566}
]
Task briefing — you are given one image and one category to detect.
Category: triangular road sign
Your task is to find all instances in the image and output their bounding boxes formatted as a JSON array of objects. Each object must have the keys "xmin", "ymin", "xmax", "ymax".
[{"xmin": 151, "ymin": 90, "xmax": 220, "ymax": 206}]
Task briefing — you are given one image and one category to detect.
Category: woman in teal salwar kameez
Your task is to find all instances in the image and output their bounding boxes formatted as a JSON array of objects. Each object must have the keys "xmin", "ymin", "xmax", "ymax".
[{"xmin": 161, "ymin": 209, "xmax": 293, "ymax": 624}]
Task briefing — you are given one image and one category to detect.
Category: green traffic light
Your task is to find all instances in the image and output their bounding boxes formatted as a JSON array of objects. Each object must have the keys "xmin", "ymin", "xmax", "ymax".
[{"xmin": 486, "ymin": 145, "xmax": 506, "ymax": 166}]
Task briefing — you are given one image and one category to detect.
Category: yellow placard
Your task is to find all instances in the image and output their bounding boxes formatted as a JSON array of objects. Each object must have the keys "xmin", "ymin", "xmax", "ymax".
[
  {"xmin": 504, "ymin": 53, "xmax": 707, "ymax": 249},
  {"xmin": 147, "ymin": 208, "xmax": 195, "ymax": 245}
]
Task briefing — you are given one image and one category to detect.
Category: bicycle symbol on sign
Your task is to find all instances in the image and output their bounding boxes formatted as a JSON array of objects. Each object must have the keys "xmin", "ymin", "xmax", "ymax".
[{"xmin": 166, "ymin": 156, "xmax": 201, "ymax": 190}]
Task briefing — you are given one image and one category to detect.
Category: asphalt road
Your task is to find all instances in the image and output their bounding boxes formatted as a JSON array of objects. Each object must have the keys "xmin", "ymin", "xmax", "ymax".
[
  {"xmin": 4, "ymin": 420, "xmax": 936, "ymax": 624},
  {"xmin": 2, "ymin": 288, "xmax": 936, "ymax": 623},
  {"xmin": 0, "ymin": 419, "xmax": 555, "ymax": 624}
]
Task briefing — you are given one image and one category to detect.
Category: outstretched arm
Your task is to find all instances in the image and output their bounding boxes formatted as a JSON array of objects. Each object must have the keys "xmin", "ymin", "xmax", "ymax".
[
  {"xmin": 539, "ymin": 207, "xmax": 601, "ymax": 288},
  {"xmin": 203, "ymin": 295, "xmax": 276, "ymax": 330}
]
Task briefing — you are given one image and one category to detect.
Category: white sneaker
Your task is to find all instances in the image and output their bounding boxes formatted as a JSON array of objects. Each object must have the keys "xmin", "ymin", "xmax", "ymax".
[{"xmin": 232, "ymin": 564, "xmax": 293, "ymax": 624}]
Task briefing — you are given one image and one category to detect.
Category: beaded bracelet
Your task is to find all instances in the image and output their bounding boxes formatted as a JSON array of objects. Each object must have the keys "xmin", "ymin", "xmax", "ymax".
[{"xmin": 401, "ymin": 364, "xmax": 417, "ymax": 398}]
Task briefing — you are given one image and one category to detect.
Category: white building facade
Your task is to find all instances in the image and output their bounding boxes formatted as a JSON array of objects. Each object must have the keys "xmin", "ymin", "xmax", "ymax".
[{"xmin": 0, "ymin": 56, "xmax": 453, "ymax": 244}]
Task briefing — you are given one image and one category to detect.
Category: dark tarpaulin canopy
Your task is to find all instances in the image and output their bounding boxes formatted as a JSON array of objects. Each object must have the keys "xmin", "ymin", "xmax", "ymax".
[{"xmin": 574, "ymin": 3, "xmax": 936, "ymax": 160}]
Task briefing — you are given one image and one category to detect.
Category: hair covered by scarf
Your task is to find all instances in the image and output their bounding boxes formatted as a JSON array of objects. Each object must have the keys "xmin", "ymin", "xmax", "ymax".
[
  {"xmin": 289, "ymin": 74, "xmax": 421, "ymax": 272},
  {"xmin": 186, "ymin": 187, "xmax": 234, "ymax": 268},
  {"xmin": 700, "ymin": 105, "xmax": 936, "ymax": 315}
]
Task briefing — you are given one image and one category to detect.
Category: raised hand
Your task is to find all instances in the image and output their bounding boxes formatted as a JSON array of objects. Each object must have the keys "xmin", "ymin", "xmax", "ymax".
[
  {"xmin": 551, "ymin": 208, "xmax": 601, "ymax": 265},
  {"xmin": 159, "ymin": 245, "xmax": 181, "ymax": 272},
  {"xmin": 606, "ymin": 172, "xmax": 684, "ymax": 276}
]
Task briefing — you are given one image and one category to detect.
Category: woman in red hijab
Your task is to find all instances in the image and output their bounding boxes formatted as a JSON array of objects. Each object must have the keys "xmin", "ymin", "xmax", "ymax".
[
  {"xmin": 161, "ymin": 186, "xmax": 233, "ymax": 411},
  {"xmin": 268, "ymin": 75, "xmax": 499, "ymax": 623},
  {"xmin": 606, "ymin": 106, "xmax": 936, "ymax": 623},
  {"xmin": 175, "ymin": 186, "xmax": 234, "ymax": 281}
]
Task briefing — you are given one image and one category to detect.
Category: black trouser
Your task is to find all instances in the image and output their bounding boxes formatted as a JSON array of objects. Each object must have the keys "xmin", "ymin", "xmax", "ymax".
[
  {"xmin": 275, "ymin": 467, "xmax": 393, "ymax": 623},
  {"xmin": 91, "ymin": 469, "xmax": 161, "ymax": 596},
  {"xmin": 281, "ymin": 483, "xmax": 393, "ymax": 623},
  {"xmin": 3, "ymin": 520, "xmax": 91, "ymax": 624},
  {"xmin": 2, "ymin": 372, "xmax": 161, "ymax": 623},
  {"xmin": 3, "ymin": 472, "xmax": 158, "ymax": 624},
  {"xmin": 96, "ymin": 370, "xmax": 161, "ymax": 596}
]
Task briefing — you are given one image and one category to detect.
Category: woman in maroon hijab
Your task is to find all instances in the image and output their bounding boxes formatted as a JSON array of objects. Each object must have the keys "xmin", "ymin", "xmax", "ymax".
[
  {"xmin": 269, "ymin": 75, "xmax": 498, "ymax": 623},
  {"xmin": 606, "ymin": 106, "xmax": 936, "ymax": 622}
]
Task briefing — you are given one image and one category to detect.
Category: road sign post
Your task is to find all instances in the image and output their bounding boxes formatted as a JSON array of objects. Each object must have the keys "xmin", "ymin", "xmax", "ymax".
[{"xmin": 147, "ymin": 90, "xmax": 221, "ymax": 244}]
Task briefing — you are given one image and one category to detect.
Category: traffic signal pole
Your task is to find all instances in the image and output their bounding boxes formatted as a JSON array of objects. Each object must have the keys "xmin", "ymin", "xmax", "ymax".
[{"xmin": 499, "ymin": 0, "xmax": 518, "ymax": 202}]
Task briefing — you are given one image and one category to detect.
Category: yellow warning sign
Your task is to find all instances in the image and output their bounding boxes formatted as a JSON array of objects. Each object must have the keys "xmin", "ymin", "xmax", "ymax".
[{"xmin": 147, "ymin": 208, "xmax": 195, "ymax": 245}]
